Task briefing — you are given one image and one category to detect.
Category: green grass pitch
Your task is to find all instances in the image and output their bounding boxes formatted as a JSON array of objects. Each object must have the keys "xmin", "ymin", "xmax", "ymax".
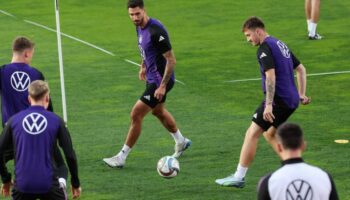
[{"xmin": 0, "ymin": 0, "xmax": 349, "ymax": 199}]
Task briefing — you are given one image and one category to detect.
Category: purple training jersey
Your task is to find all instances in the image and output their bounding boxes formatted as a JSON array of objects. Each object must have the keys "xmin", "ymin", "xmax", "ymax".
[
  {"xmin": 0, "ymin": 105, "xmax": 80, "ymax": 193},
  {"xmin": 11, "ymin": 106, "xmax": 60, "ymax": 193},
  {"xmin": 136, "ymin": 18, "xmax": 175, "ymax": 86},
  {"xmin": 0, "ymin": 63, "xmax": 44, "ymax": 126},
  {"xmin": 257, "ymin": 36, "xmax": 300, "ymax": 109}
]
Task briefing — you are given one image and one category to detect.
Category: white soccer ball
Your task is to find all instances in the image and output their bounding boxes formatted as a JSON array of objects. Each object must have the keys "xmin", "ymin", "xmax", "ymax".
[{"xmin": 157, "ymin": 156, "xmax": 180, "ymax": 178}]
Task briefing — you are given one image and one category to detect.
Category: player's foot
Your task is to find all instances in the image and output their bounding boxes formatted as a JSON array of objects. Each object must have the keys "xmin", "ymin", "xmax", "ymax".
[
  {"xmin": 172, "ymin": 138, "xmax": 192, "ymax": 158},
  {"xmin": 103, "ymin": 155, "xmax": 125, "ymax": 168},
  {"xmin": 215, "ymin": 174, "xmax": 245, "ymax": 188},
  {"xmin": 308, "ymin": 33, "xmax": 322, "ymax": 40}
]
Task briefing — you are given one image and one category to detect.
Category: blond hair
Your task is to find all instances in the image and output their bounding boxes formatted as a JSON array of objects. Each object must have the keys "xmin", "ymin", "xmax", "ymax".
[{"xmin": 28, "ymin": 80, "xmax": 50, "ymax": 101}]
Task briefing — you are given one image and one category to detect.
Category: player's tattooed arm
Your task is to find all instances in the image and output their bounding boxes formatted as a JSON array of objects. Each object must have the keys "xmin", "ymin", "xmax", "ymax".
[
  {"xmin": 263, "ymin": 69, "xmax": 276, "ymax": 123},
  {"xmin": 265, "ymin": 69, "xmax": 276, "ymax": 105},
  {"xmin": 154, "ymin": 50, "xmax": 176, "ymax": 101},
  {"xmin": 161, "ymin": 50, "xmax": 176, "ymax": 86}
]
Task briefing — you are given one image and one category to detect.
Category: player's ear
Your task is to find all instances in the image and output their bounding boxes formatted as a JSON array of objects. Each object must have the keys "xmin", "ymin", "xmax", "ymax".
[
  {"xmin": 277, "ymin": 143, "xmax": 283, "ymax": 153},
  {"xmin": 28, "ymin": 96, "xmax": 31, "ymax": 104}
]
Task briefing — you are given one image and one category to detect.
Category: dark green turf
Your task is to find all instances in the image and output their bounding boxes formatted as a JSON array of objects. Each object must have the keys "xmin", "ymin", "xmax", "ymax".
[{"xmin": 0, "ymin": 0, "xmax": 349, "ymax": 199}]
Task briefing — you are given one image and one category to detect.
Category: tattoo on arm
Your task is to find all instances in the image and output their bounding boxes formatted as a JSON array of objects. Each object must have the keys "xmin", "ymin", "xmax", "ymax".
[
  {"xmin": 161, "ymin": 73, "xmax": 171, "ymax": 86},
  {"xmin": 161, "ymin": 50, "xmax": 176, "ymax": 86},
  {"xmin": 266, "ymin": 77, "xmax": 275, "ymax": 105}
]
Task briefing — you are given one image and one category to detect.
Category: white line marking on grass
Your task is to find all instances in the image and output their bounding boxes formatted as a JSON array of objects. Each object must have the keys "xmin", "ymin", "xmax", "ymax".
[
  {"xmin": 124, "ymin": 59, "xmax": 186, "ymax": 85},
  {"xmin": 225, "ymin": 70, "xmax": 350, "ymax": 83},
  {"xmin": 24, "ymin": 20, "xmax": 115, "ymax": 56},
  {"xmin": 0, "ymin": 9, "xmax": 16, "ymax": 18},
  {"xmin": 2, "ymin": 9, "xmax": 186, "ymax": 85}
]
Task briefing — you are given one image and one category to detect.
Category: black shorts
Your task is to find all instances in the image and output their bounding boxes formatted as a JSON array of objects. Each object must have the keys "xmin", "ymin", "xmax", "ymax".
[
  {"xmin": 140, "ymin": 80, "xmax": 174, "ymax": 108},
  {"xmin": 252, "ymin": 97, "xmax": 296, "ymax": 131},
  {"xmin": 12, "ymin": 180, "xmax": 67, "ymax": 200}
]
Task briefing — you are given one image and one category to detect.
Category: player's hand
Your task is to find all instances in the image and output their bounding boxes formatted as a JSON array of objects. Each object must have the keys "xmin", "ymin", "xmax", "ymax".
[
  {"xmin": 72, "ymin": 186, "xmax": 82, "ymax": 199},
  {"xmin": 1, "ymin": 182, "xmax": 12, "ymax": 197},
  {"xmin": 139, "ymin": 67, "xmax": 146, "ymax": 81},
  {"xmin": 154, "ymin": 85, "xmax": 166, "ymax": 101},
  {"xmin": 300, "ymin": 95, "xmax": 311, "ymax": 105},
  {"xmin": 263, "ymin": 104, "xmax": 275, "ymax": 123}
]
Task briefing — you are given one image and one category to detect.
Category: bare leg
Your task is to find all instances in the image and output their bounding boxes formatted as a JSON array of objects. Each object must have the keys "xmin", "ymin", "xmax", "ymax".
[
  {"xmin": 311, "ymin": 0, "xmax": 320, "ymax": 23},
  {"xmin": 263, "ymin": 126, "xmax": 279, "ymax": 154},
  {"xmin": 305, "ymin": 0, "xmax": 312, "ymax": 20},
  {"xmin": 151, "ymin": 103, "xmax": 178, "ymax": 133},
  {"xmin": 239, "ymin": 122, "xmax": 264, "ymax": 167},
  {"xmin": 124, "ymin": 100, "xmax": 152, "ymax": 148}
]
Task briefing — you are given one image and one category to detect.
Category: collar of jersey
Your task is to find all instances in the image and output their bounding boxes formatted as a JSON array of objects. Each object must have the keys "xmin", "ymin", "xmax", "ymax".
[{"xmin": 281, "ymin": 157, "xmax": 304, "ymax": 166}]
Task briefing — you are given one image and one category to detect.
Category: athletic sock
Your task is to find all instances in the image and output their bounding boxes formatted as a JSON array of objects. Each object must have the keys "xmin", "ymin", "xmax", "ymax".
[
  {"xmin": 307, "ymin": 19, "xmax": 311, "ymax": 33},
  {"xmin": 118, "ymin": 144, "xmax": 131, "ymax": 160},
  {"xmin": 233, "ymin": 164, "xmax": 248, "ymax": 179},
  {"xmin": 170, "ymin": 129, "xmax": 185, "ymax": 144},
  {"xmin": 309, "ymin": 22, "xmax": 317, "ymax": 37}
]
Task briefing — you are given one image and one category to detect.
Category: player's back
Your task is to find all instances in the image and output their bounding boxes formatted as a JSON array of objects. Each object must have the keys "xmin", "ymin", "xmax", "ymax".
[
  {"xmin": 0, "ymin": 63, "xmax": 43, "ymax": 126},
  {"xmin": 269, "ymin": 162, "xmax": 333, "ymax": 200},
  {"xmin": 9, "ymin": 105, "xmax": 61, "ymax": 193}
]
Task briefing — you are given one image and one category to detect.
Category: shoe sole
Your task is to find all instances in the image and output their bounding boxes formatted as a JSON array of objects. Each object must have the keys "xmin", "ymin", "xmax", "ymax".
[{"xmin": 103, "ymin": 159, "xmax": 124, "ymax": 169}]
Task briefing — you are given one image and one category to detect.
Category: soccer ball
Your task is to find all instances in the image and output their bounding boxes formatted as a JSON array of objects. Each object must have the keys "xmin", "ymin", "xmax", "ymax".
[{"xmin": 157, "ymin": 156, "xmax": 180, "ymax": 178}]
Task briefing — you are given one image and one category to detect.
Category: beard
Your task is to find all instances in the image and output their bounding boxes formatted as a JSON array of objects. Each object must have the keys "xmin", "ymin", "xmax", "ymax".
[{"xmin": 133, "ymin": 20, "xmax": 142, "ymax": 26}]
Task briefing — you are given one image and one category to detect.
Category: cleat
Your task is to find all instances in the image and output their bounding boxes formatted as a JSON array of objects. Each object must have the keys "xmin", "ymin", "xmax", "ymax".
[
  {"xmin": 172, "ymin": 138, "xmax": 192, "ymax": 158},
  {"xmin": 103, "ymin": 155, "xmax": 125, "ymax": 168},
  {"xmin": 215, "ymin": 175, "xmax": 245, "ymax": 188},
  {"xmin": 308, "ymin": 33, "xmax": 322, "ymax": 40}
]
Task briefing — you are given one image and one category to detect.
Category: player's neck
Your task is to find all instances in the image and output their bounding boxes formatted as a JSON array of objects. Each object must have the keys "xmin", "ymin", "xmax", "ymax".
[
  {"xmin": 280, "ymin": 149, "xmax": 302, "ymax": 161},
  {"xmin": 140, "ymin": 15, "xmax": 150, "ymax": 29},
  {"xmin": 11, "ymin": 54, "xmax": 29, "ymax": 64},
  {"xmin": 259, "ymin": 32, "xmax": 269, "ymax": 44},
  {"xmin": 31, "ymin": 101, "xmax": 47, "ymax": 108}
]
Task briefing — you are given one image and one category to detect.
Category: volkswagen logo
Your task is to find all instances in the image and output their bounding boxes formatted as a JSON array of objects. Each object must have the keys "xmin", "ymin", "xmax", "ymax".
[
  {"xmin": 286, "ymin": 179, "xmax": 313, "ymax": 200},
  {"xmin": 22, "ymin": 112, "xmax": 48, "ymax": 135},
  {"xmin": 11, "ymin": 71, "xmax": 31, "ymax": 92}
]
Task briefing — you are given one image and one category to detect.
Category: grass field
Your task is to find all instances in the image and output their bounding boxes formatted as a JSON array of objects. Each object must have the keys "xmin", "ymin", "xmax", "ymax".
[{"xmin": 0, "ymin": 0, "xmax": 350, "ymax": 199}]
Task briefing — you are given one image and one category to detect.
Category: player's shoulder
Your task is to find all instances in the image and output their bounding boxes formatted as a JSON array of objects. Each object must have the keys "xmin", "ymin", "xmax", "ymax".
[
  {"xmin": 148, "ymin": 18, "xmax": 167, "ymax": 35},
  {"xmin": 257, "ymin": 41, "xmax": 271, "ymax": 58}
]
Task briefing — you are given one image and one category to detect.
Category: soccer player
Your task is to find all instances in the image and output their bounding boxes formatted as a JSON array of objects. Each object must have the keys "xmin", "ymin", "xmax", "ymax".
[
  {"xmin": 0, "ymin": 80, "xmax": 81, "ymax": 200},
  {"xmin": 305, "ymin": 0, "xmax": 322, "ymax": 40},
  {"xmin": 257, "ymin": 123, "xmax": 338, "ymax": 200},
  {"xmin": 0, "ymin": 36, "xmax": 68, "ymax": 188},
  {"xmin": 103, "ymin": 0, "xmax": 191, "ymax": 168},
  {"xmin": 215, "ymin": 16, "xmax": 311, "ymax": 188}
]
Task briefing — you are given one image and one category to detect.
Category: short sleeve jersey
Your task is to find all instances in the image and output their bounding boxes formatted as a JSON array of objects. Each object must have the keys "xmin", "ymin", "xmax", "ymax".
[
  {"xmin": 137, "ymin": 18, "xmax": 175, "ymax": 86},
  {"xmin": 257, "ymin": 37, "xmax": 300, "ymax": 109},
  {"xmin": 0, "ymin": 63, "xmax": 44, "ymax": 126}
]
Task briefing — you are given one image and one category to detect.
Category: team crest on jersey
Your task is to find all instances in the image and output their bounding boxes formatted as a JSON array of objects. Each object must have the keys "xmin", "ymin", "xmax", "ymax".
[
  {"xmin": 22, "ymin": 112, "xmax": 48, "ymax": 135},
  {"xmin": 11, "ymin": 71, "xmax": 31, "ymax": 92},
  {"xmin": 277, "ymin": 41, "xmax": 290, "ymax": 58},
  {"xmin": 286, "ymin": 179, "xmax": 313, "ymax": 200}
]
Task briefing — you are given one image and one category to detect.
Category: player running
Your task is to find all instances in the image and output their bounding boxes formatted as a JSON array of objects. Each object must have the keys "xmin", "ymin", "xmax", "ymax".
[
  {"xmin": 216, "ymin": 16, "xmax": 311, "ymax": 188},
  {"xmin": 103, "ymin": 0, "xmax": 191, "ymax": 168}
]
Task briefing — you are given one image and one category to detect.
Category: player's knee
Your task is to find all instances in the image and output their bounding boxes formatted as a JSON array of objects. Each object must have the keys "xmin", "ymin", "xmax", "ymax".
[
  {"xmin": 263, "ymin": 131, "xmax": 275, "ymax": 142},
  {"xmin": 151, "ymin": 109, "xmax": 163, "ymax": 117},
  {"xmin": 130, "ymin": 111, "xmax": 143, "ymax": 123}
]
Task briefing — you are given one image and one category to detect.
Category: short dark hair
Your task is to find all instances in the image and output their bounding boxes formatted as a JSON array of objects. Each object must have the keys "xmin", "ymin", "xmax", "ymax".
[
  {"xmin": 28, "ymin": 80, "xmax": 50, "ymax": 101},
  {"xmin": 242, "ymin": 16, "xmax": 265, "ymax": 32},
  {"xmin": 12, "ymin": 36, "xmax": 35, "ymax": 53},
  {"xmin": 276, "ymin": 123, "xmax": 303, "ymax": 150},
  {"xmin": 127, "ymin": 0, "xmax": 144, "ymax": 9}
]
